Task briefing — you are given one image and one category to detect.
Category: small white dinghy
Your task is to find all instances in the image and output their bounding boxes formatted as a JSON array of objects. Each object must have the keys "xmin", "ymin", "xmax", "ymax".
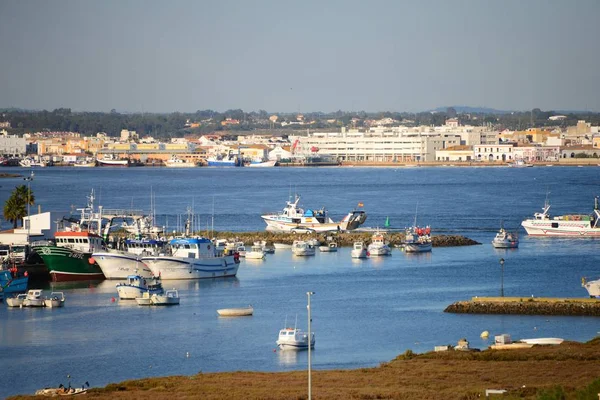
[
  {"xmin": 6, "ymin": 293, "xmax": 27, "ymax": 307},
  {"xmin": 319, "ymin": 242, "xmax": 338, "ymax": 252},
  {"xmin": 217, "ymin": 305, "xmax": 254, "ymax": 317},
  {"xmin": 519, "ymin": 338, "xmax": 564, "ymax": 345},
  {"xmin": 44, "ymin": 292, "xmax": 65, "ymax": 308}
]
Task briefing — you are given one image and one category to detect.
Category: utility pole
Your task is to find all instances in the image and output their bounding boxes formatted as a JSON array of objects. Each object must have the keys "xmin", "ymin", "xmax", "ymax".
[{"xmin": 307, "ymin": 291, "xmax": 315, "ymax": 400}]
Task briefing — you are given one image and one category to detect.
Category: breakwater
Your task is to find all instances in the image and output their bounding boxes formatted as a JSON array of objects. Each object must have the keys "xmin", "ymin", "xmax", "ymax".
[
  {"xmin": 208, "ymin": 231, "xmax": 480, "ymax": 248},
  {"xmin": 445, "ymin": 297, "xmax": 600, "ymax": 316}
]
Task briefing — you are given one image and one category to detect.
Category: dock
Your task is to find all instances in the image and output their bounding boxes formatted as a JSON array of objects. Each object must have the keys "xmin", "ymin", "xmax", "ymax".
[{"xmin": 444, "ymin": 296, "xmax": 600, "ymax": 316}]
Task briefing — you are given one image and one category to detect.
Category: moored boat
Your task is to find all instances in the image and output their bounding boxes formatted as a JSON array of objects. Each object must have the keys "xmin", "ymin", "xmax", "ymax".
[
  {"xmin": 206, "ymin": 151, "xmax": 243, "ymax": 167},
  {"xmin": 23, "ymin": 289, "xmax": 45, "ymax": 307},
  {"xmin": 276, "ymin": 327, "xmax": 315, "ymax": 350},
  {"xmin": 492, "ymin": 226, "xmax": 519, "ymax": 248},
  {"xmin": 151, "ymin": 289, "xmax": 180, "ymax": 305},
  {"xmin": 247, "ymin": 159, "xmax": 277, "ymax": 168},
  {"xmin": 582, "ymin": 277, "xmax": 600, "ymax": 298},
  {"xmin": 116, "ymin": 274, "xmax": 163, "ymax": 300},
  {"xmin": 44, "ymin": 292, "xmax": 65, "ymax": 308},
  {"xmin": 261, "ymin": 195, "xmax": 367, "ymax": 233},
  {"xmin": 5, "ymin": 293, "xmax": 27, "ymax": 307},
  {"xmin": 0, "ymin": 269, "xmax": 29, "ymax": 298},
  {"xmin": 367, "ymin": 231, "xmax": 391, "ymax": 256},
  {"xmin": 217, "ymin": 305, "xmax": 254, "ymax": 317},
  {"xmin": 404, "ymin": 226, "xmax": 432, "ymax": 253},
  {"xmin": 319, "ymin": 242, "xmax": 338, "ymax": 252},
  {"xmin": 142, "ymin": 237, "xmax": 240, "ymax": 280},
  {"xmin": 351, "ymin": 241, "xmax": 368, "ymax": 258},
  {"xmin": 291, "ymin": 241, "xmax": 316, "ymax": 256},
  {"xmin": 96, "ymin": 154, "xmax": 129, "ymax": 167},
  {"xmin": 245, "ymin": 245, "xmax": 265, "ymax": 259},
  {"xmin": 521, "ymin": 196, "xmax": 600, "ymax": 237},
  {"xmin": 165, "ymin": 155, "xmax": 197, "ymax": 168}
]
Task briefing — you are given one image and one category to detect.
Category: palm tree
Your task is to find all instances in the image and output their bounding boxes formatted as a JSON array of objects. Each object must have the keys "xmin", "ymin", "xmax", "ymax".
[{"xmin": 3, "ymin": 185, "xmax": 34, "ymax": 228}]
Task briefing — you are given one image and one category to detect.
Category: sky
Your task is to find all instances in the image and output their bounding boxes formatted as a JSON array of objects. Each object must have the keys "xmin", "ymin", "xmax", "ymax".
[{"xmin": 1, "ymin": 0, "xmax": 599, "ymax": 113}]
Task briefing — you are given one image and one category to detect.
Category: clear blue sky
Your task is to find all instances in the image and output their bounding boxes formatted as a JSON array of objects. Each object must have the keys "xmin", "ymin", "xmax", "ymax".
[{"xmin": 1, "ymin": 0, "xmax": 599, "ymax": 113}]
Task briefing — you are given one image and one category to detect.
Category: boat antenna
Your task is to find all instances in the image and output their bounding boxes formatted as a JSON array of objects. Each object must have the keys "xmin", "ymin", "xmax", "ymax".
[
  {"xmin": 211, "ymin": 195, "xmax": 215, "ymax": 238},
  {"xmin": 414, "ymin": 202, "xmax": 419, "ymax": 228},
  {"xmin": 294, "ymin": 314, "xmax": 298, "ymax": 330},
  {"xmin": 284, "ymin": 314, "xmax": 288, "ymax": 329}
]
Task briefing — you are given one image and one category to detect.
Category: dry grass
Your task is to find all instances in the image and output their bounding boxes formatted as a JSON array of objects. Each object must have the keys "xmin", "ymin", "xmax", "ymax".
[{"xmin": 10, "ymin": 338, "xmax": 600, "ymax": 400}]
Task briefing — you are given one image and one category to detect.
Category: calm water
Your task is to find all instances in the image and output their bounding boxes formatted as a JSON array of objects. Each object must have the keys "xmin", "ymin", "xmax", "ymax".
[{"xmin": 1, "ymin": 166, "xmax": 600, "ymax": 397}]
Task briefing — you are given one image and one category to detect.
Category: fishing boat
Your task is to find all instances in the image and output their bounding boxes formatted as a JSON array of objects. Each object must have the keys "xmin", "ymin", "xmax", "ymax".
[
  {"xmin": 0, "ymin": 269, "xmax": 29, "ymax": 299},
  {"xmin": 217, "ymin": 305, "xmax": 254, "ymax": 317},
  {"xmin": 319, "ymin": 242, "xmax": 338, "ymax": 252},
  {"xmin": 73, "ymin": 159, "xmax": 96, "ymax": 167},
  {"xmin": 32, "ymin": 191, "xmax": 106, "ymax": 282},
  {"xmin": 404, "ymin": 226, "xmax": 432, "ymax": 253},
  {"xmin": 116, "ymin": 274, "xmax": 163, "ymax": 300},
  {"xmin": 367, "ymin": 231, "xmax": 391, "ymax": 256},
  {"xmin": 492, "ymin": 226, "xmax": 519, "ymax": 248},
  {"xmin": 261, "ymin": 195, "xmax": 367, "ymax": 233},
  {"xmin": 273, "ymin": 243, "xmax": 292, "ymax": 249},
  {"xmin": 151, "ymin": 289, "xmax": 180, "ymax": 305},
  {"xmin": 582, "ymin": 277, "xmax": 600, "ymax": 298},
  {"xmin": 206, "ymin": 151, "xmax": 243, "ymax": 167},
  {"xmin": 44, "ymin": 292, "xmax": 65, "ymax": 308},
  {"xmin": 92, "ymin": 238, "xmax": 165, "ymax": 279},
  {"xmin": 276, "ymin": 317, "xmax": 315, "ymax": 350},
  {"xmin": 508, "ymin": 160, "xmax": 533, "ymax": 167},
  {"xmin": 291, "ymin": 241, "xmax": 316, "ymax": 256},
  {"xmin": 521, "ymin": 196, "xmax": 600, "ymax": 237},
  {"xmin": 135, "ymin": 291, "xmax": 153, "ymax": 306},
  {"xmin": 351, "ymin": 242, "xmax": 368, "ymax": 258},
  {"xmin": 96, "ymin": 154, "xmax": 129, "ymax": 167},
  {"xmin": 247, "ymin": 159, "xmax": 277, "ymax": 168},
  {"xmin": 142, "ymin": 237, "xmax": 240, "ymax": 280},
  {"xmin": 164, "ymin": 155, "xmax": 197, "ymax": 168}
]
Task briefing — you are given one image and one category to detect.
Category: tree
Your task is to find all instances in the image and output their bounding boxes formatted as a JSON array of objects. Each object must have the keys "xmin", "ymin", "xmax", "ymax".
[{"xmin": 3, "ymin": 185, "xmax": 35, "ymax": 228}]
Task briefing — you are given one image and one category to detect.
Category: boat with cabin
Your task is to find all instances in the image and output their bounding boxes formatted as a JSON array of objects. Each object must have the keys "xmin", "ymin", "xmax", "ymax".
[
  {"xmin": 492, "ymin": 226, "xmax": 519, "ymax": 248},
  {"xmin": 116, "ymin": 274, "xmax": 163, "ymax": 300},
  {"xmin": 246, "ymin": 159, "xmax": 277, "ymax": 168},
  {"xmin": 404, "ymin": 226, "xmax": 432, "ymax": 253},
  {"xmin": 291, "ymin": 241, "xmax": 316, "ymax": 256},
  {"xmin": 5, "ymin": 293, "xmax": 27, "ymax": 307},
  {"xmin": 245, "ymin": 245, "xmax": 265, "ymax": 259},
  {"xmin": 319, "ymin": 242, "xmax": 338, "ymax": 252},
  {"xmin": 206, "ymin": 151, "xmax": 243, "ymax": 167},
  {"xmin": 150, "ymin": 289, "xmax": 180, "ymax": 305},
  {"xmin": 32, "ymin": 191, "xmax": 106, "ymax": 282},
  {"xmin": 165, "ymin": 155, "xmax": 197, "ymax": 168},
  {"xmin": 44, "ymin": 292, "xmax": 65, "ymax": 308},
  {"xmin": 23, "ymin": 289, "xmax": 45, "ymax": 307},
  {"xmin": 276, "ymin": 317, "xmax": 315, "ymax": 350},
  {"xmin": 0, "ymin": 269, "xmax": 29, "ymax": 300},
  {"xmin": 141, "ymin": 237, "xmax": 240, "ymax": 280},
  {"xmin": 521, "ymin": 196, "xmax": 600, "ymax": 237},
  {"xmin": 261, "ymin": 195, "xmax": 367, "ymax": 233},
  {"xmin": 351, "ymin": 242, "xmax": 368, "ymax": 258},
  {"xmin": 96, "ymin": 154, "xmax": 129, "ymax": 167},
  {"xmin": 92, "ymin": 238, "xmax": 165, "ymax": 279},
  {"xmin": 367, "ymin": 231, "xmax": 391, "ymax": 256}
]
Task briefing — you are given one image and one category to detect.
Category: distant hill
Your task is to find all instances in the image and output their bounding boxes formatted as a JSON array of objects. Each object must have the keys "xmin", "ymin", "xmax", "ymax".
[{"xmin": 430, "ymin": 106, "xmax": 513, "ymax": 115}]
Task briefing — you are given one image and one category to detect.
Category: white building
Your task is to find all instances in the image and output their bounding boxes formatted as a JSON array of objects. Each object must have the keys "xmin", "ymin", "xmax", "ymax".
[
  {"xmin": 268, "ymin": 145, "xmax": 293, "ymax": 161},
  {"xmin": 473, "ymin": 144, "xmax": 517, "ymax": 162},
  {"xmin": 0, "ymin": 211, "xmax": 62, "ymax": 245},
  {"xmin": 435, "ymin": 146, "xmax": 474, "ymax": 161},
  {"xmin": 0, "ymin": 131, "xmax": 26, "ymax": 156}
]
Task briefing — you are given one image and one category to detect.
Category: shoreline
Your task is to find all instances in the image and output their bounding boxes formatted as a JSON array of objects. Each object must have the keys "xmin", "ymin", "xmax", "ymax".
[
  {"xmin": 445, "ymin": 296, "xmax": 600, "ymax": 316},
  {"xmin": 9, "ymin": 337, "xmax": 600, "ymax": 399}
]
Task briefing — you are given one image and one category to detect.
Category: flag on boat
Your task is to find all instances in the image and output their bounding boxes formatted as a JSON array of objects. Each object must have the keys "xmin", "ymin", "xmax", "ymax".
[{"xmin": 358, "ymin": 202, "xmax": 364, "ymax": 207}]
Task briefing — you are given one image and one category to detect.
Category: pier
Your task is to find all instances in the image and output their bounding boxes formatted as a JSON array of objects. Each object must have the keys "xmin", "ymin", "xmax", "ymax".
[{"xmin": 445, "ymin": 296, "xmax": 600, "ymax": 316}]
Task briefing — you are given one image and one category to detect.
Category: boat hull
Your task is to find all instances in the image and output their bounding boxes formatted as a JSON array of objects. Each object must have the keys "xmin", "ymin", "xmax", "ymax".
[
  {"xmin": 116, "ymin": 284, "xmax": 163, "ymax": 300},
  {"xmin": 217, "ymin": 307, "xmax": 254, "ymax": 316},
  {"xmin": 367, "ymin": 245, "xmax": 391, "ymax": 256},
  {"xmin": 404, "ymin": 243, "xmax": 432, "ymax": 253},
  {"xmin": 351, "ymin": 249, "xmax": 368, "ymax": 258},
  {"xmin": 583, "ymin": 279, "xmax": 600, "ymax": 298},
  {"xmin": 92, "ymin": 252, "xmax": 154, "ymax": 279},
  {"xmin": 492, "ymin": 240, "xmax": 519, "ymax": 249},
  {"xmin": 34, "ymin": 246, "xmax": 105, "ymax": 282},
  {"xmin": 0, "ymin": 271, "xmax": 28, "ymax": 295},
  {"xmin": 522, "ymin": 219, "xmax": 600, "ymax": 236},
  {"xmin": 142, "ymin": 255, "xmax": 239, "ymax": 280}
]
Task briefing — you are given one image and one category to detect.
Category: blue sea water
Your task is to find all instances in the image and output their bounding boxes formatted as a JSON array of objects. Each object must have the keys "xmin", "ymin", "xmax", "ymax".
[{"xmin": 1, "ymin": 166, "xmax": 600, "ymax": 397}]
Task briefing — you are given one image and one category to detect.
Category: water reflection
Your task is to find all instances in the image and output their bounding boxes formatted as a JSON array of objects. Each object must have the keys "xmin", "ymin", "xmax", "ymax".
[{"xmin": 277, "ymin": 348, "xmax": 300, "ymax": 365}]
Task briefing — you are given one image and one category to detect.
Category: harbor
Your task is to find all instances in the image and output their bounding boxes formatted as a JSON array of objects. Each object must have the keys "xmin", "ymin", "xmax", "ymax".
[
  {"xmin": 445, "ymin": 296, "xmax": 600, "ymax": 316},
  {"xmin": 1, "ymin": 166, "xmax": 600, "ymax": 398}
]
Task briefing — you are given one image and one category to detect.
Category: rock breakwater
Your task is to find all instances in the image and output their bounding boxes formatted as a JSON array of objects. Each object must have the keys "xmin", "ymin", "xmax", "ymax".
[{"xmin": 445, "ymin": 297, "xmax": 600, "ymax": 316}]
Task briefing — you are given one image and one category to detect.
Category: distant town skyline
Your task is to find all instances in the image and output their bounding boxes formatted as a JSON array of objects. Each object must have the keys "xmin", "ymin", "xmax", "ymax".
[{"xmin": 1, "ymin": 0, "xmax": 599, "ymax": 113}]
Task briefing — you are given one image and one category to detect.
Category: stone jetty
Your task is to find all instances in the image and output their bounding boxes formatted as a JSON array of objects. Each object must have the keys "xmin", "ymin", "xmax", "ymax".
[
  {"xmin": 445, "ymin": 297, "xmax": 600, "ymax": 316},
  {"xmin": 205, "ymin": 231, "xmax": 480, "ymax": 248}
]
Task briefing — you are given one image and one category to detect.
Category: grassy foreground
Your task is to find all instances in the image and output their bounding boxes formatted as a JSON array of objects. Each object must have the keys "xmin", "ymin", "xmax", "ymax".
[{"xmin": 12, "ymin": 338, "xmax": 600, "ymax": 399}]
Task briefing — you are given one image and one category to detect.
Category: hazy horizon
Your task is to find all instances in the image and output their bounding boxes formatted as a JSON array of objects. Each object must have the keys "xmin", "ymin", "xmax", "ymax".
[{"xmin": 1, "ymin": 0, "xmax": 599, "ymax": 113}]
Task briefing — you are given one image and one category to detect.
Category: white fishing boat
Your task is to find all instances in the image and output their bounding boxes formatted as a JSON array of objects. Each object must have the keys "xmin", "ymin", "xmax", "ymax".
[
  {"xmin": 116, "ymin": 274, "xmax": 163, "ymax": 300},
  {"xmin": 351, "ymin": 241, "xmax": 368, "ymax": 258},
  {"xmin": 247, "ymin": 159, "xmax": 277, "ymax": 168},
  {"xmin": 142, "ymin": 237, "xmax": 240, "ymax": 280},
  {"xmin": 151, "ymin": 289, "xmax": 180, "ymax": 305},
  {"xmin": 404, "ymin": 226, "xmax": 432, "ymax": 253},
  {"xmin": 92, "ymin": 252, "xmax": 153, "ymax": 279},
  {"xmin": 96, "ymin": 154, "xmax": 129, "ymax": 167},
  {"xmin": 44, "ymin": 292, "xmax": 65, "ymax": 308},
  {"xmin": 492, "ymin": 226, "xmax": 519, "ymax": 248},
  {"xmin": 23, "ymin": 289, "xmax": 45, "ymax": 307},
  {"xmin": 319, "ymin": 242, "xmax": 338, "ymax": 252},
  {"xmin": 217, "ymin": 305, "xmax": 254, "ymax": 317},
  {"xmin": 521, "ymin": 196, "xmax": 600, "ymax": 237},
  {"xmin": 367, "ymin": 231, "xmax": 391, "ymax": 256},
  {"xmin": 5, "ymin": 293, "xmax": 27, "ymax": 307},
  {"xmin": 245, "ymin": 245, "xmax": 265, "ymax": 259},
  {"xmin": 276, "ymin": 324, "xmax": 315, "ymax": 350},
  {"xmin": 291, "ymin": 241, "xmax": 316, "ymax": 256},
  {"xmin": 582, "ymin": 277, "xmax": 600, "ymax": 298},
  {"xmin": 273, "ymin": 243, "xmax": 292, "ymax": 249},
  {"xmin": 236, "ymin": 245, "xmax": 247, "ymax": 257},
  {"xmin": 261, "ymin": 195, "xmax": 367, "ymax": 233},
  {"xmin": 165, "ymin": 155, "xmax": 197, "ymax": 168},
  {"xmin": 73, "ymin": 159, "xmax": 96, "ymax": 167}
]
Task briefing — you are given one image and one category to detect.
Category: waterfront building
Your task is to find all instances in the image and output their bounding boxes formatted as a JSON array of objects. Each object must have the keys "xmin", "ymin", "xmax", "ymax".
[
  {"xmin": 435, "ymin": 145, "xmax": 474, "ymax": 162},
  {"xmin": 473, "ymin": 144, "xmax": 516, "ymax": 162},
  {"xmin": 0, "ymin": 131, "xmax": 26, "ymax": 156},
  {"xmin": 560, "ymin": 145, "xmax": 599, "ymax": 159},
  {"xmin": 0, "ymin": 211, "xmax": 62, "ymax": 245}
]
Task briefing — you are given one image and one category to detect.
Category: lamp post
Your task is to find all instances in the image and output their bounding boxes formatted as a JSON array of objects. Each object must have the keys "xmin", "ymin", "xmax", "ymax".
[
  {"xmin": 499, "ymin": 258, "xmax": 505, "ymax": 297},
  {"xmin": 307, "ymin": 291, "xmax": 315, "ymax": 400}
]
